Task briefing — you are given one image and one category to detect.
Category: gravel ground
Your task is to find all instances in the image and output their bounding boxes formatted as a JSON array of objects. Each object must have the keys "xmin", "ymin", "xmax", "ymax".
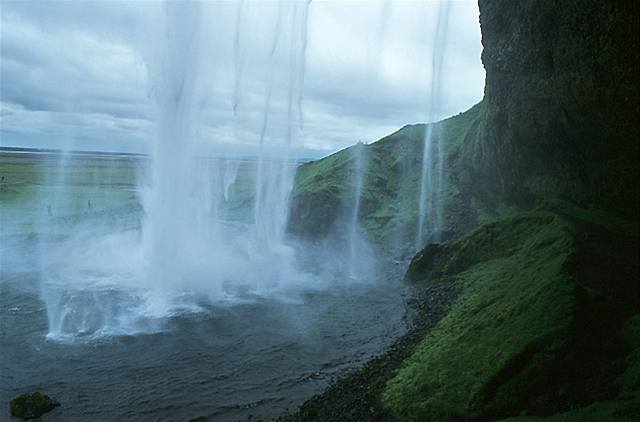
[{"xmin": 278, "ymin": 280, "xmax": 461, "ymax": 422}]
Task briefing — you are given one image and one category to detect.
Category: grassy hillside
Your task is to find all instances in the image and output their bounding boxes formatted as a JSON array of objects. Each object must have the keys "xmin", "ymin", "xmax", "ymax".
[{"xmin": 287, "ymin": 103, "xmax": 490, "ymax": 252}]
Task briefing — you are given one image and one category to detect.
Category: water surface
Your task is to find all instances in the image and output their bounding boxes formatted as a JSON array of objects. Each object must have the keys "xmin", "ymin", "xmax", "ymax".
[{"xmin": 1, "ymin": 255, "xmax": 410, "ymax": 421}]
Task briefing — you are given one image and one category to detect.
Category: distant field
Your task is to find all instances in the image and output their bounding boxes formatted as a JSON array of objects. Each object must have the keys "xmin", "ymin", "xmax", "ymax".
[
  {"xmin": 0, "ymin": 150, "xmax": 142, "ymax": 186},
  {"xmin": 0, "ymin": 151, "xmax": 144, "ymax": 236},
  {"xmin": 0, "ymin": 151, "xmax": 293, "ymax": 236}
]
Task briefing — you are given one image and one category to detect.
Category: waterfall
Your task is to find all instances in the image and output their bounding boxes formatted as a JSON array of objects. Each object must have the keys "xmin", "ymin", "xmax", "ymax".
[
  {"xmin": 416, "ymin": 0, "xmax": 451, "ymax": 248},
  {"xmin": 139, "ymin": 0, "xmax": 311, "ymax": 301},
  {"xmin": 141, "ymin": 1, "xmax": 204, "ymax": 296},
  {"xmin": 248, "ymin": 2, "xmax": 310, "ymax": 279},
  {"xmin": 34, "ymin": 0, "xmax": 314, "ymax": 339},
  {"xmin": 348, "ymin": 142, "xmax": 367, "ymax": 279}
]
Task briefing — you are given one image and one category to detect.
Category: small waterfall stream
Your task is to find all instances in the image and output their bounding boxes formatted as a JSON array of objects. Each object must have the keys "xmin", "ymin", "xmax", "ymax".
[
  {"xmin": 416, "ymin": 0, "xmax": 451, "ymax": 248},
  {"xmin": 348, "ymin": 142, "xmax": 367, "ymax": 279}
]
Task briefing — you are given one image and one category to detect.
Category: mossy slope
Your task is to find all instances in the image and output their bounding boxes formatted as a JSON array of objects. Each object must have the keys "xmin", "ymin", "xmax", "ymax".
[
  {"xmin": 287, "ymin": 103, "xmax": 487, "ymax": 248},
  {"xmin": 382, "ymin": 208, "xmax": 639, "ymax": 420}
]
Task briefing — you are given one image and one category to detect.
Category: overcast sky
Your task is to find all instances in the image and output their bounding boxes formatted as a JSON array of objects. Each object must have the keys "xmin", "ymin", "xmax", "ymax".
[{"xmin": 0, "ymin": 0, "xmax": 484, "ymax": 157}]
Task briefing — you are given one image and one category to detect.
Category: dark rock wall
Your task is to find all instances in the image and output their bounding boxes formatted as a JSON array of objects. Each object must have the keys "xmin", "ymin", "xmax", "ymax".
[{"xmin": 472, "ymin": 0, "xmax": 639, "ymax": 217}]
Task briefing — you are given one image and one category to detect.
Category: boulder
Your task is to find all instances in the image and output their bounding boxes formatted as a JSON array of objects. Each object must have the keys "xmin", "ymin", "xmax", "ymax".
[{"xmin": 10, "ymin": 392, "xmax": 60, "ymax": 420}]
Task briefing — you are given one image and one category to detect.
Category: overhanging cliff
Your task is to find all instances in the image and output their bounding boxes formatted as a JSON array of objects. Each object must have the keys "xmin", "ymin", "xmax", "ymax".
[{"xmin": 468, "ymin": 0, "xmax": 639, "ymax": 216}]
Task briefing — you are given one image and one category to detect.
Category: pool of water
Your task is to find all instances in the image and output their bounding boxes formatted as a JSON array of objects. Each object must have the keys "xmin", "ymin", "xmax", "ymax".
[{"xmin": 0, "ymin": 239, "xmax": 411, "ymax": 421}]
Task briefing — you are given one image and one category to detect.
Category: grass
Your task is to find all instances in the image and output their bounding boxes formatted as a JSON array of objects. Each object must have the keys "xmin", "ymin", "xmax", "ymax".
[
  {"xmin": 0, "ymin": 152, "xmax": 142, "ymax": 236},
  {"xmin": 382, "ymin": 212, "xmax": 575, "ymax": 420},
  {"xmin": 287, "ymin": 103, "xmax": 486, "ymax": 247},
  {"xmin": 382, "ymin": 209, "xmax": 639, "ymax": 421},
  {"xmin": 0, "ymin": 152, "xmax": 140, "ymax": 186},
  {"xmin": 498, "ymin": 314, "xmax": 640, "ymax": 421}
]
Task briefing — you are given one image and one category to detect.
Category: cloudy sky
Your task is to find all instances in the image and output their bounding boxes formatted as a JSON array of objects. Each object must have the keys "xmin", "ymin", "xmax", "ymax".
[{"xmin": 0, "ymin": 0, "xmax": 484, "ymax": 157}]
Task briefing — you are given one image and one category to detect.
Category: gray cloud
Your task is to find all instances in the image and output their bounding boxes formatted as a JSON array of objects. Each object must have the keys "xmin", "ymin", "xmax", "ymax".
[{"xmin": 0, "ymin": 0, "xmax": 484, "ymax": 156}]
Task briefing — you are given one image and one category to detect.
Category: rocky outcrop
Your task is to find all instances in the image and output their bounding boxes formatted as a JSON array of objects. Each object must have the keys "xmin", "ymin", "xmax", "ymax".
[{"xmin": 10, "ymin": 392, "xmax": 60, "ymax": 420}]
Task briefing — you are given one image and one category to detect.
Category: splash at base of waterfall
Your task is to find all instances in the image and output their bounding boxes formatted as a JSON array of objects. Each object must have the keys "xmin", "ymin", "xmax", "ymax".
[{"xmin": 39, "ymin": 211, "xmax": 311, "ymax": 341}]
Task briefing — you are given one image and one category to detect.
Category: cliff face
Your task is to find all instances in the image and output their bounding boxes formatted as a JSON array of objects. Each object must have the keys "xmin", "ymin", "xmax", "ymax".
[{"xmin": 469, "ymin": 0, "xmax": 639, "ymax": 216}]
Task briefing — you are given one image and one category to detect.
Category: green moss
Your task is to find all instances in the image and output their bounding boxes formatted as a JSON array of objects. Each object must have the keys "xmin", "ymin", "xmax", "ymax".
[
  {"xmin": 535, "ymin": 199, "xmax": 640, "ymax": 237},
  {"xmin": 383, "ymin": 210, "xmax": 639, "ymax": 421},
  {"xmin": 405, "ymin": 212, "xmax": 560, "ymax": 281},
  {"xmin": 383, "ymin": 213, "xmax": 576, "ymax": 420}
]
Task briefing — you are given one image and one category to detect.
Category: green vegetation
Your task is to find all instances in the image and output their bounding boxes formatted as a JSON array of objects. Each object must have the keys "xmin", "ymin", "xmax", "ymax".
[
  {"xmin": 288, "ymin": 103, "xmax": 488, "ymax": 248},
  {"xmin": 0, "ymin": 152, "xmax": 266, "ymax": 236},
  {"xmin": 0, "ymin": 152, "xmax": 142, "ymax": 236},
  {"xmin": 382, "ymin": 208, "xmax": 639, "ymax": 420},
  {"xmin": 384, "ymin": 212, "xmax": 574, "ymax": 420},
  {"xmin": 506, "ymin": 322, "xmax": 640, "ymax": 420},
  {"xmin": 0, "ymin": 152, "xmax": 140, "ymax": 186}
]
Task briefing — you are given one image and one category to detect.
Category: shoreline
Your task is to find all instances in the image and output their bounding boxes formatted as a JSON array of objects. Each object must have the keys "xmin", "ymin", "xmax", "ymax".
[{"xmin": 280, "ymin": 280, "xmax": 461, "ymax": 422}]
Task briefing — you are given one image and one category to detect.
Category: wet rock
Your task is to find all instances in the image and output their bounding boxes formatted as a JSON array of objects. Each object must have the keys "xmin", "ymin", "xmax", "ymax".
[{"xmin": 10, "ymin": 392, "xmax": 60, "ymax": 420}]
